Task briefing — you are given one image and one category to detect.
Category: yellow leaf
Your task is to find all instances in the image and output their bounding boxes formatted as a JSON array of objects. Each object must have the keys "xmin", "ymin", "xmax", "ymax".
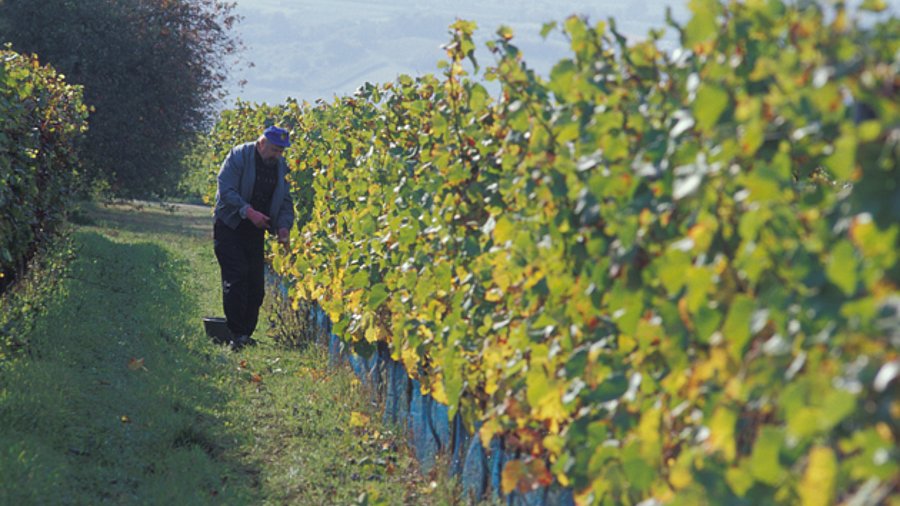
[
  {"xmin": 327, "ymin": 307, "xmax": 341, "ymax": 323},
  {"xmin": 493, "ymin": 216, "xmax": 515, "ymax": 243},
  {"xmin": 416, "ymin": 325, "xmax": 434, "ymax": 340},
  {"xmin": 479, "ymin": 417, "xmax": 502, "ymax": 448},
  {"xmin": 725, "ymin": 464, "xmax": 754, "ymax": 497},
  {"xmin": 364, "ymin": 325, "xmax": 378, "ymax": 343},
  {"xmin": 501, "ymin": 460, "xmax": 526, "ymax": 495},
  {"xmin": 654, "ymin": 486, "xmax": 675, "ymax": 503},
  {"xmin": 637, "ymin": 408, "xmax": 662, "ymax": 461},
  {"xmin": 694, "ymin": 347, "xmax": 730, "ymax": 385},
  {"xmin": 800, "ymin": 446, "xmax": 837, "ymax": 506},
  {"xmin": 401, "ymin": 347, "xmax": 420, "ymax": 372},
  {"xmin": 543, "ymin": 435, "xmax": 565, "ymax": 457},
  {"xmin": 481, "ymin": 346, "xmax": 503, "ymax": 395},
  {"xmin": 575, "ymin": 485, "xmax": 596, "ymax": 506},
  {"xmin": 688, "ymin": 219, "xmax": 715, "ymax": 253},
  {"xmin": 485, "ymin": 287, "xmax": 504, "ymax": 302},
  {"xmin": 426, "ymin": 298, "xmax": 446, "ymax": 316},
  {"xmin": 346, "ymin": 289, "xmax": 364, "ymax": 311},
  {"xmin": 430, "ymin": 376, "xmax": 449, "ymax": 405},
  {"xmin": 529, "ymin": 378, "xmax": 566, "ymax": 433},
  {"xmin": 485, "ymin": 372, "xmax": 499, "ymax": 396},
  {"xmin": 272, "ymin": 253, "xmax": 283, "ymax": 273},
  {"xmin": 350, "ymin": 411, "xmax": 370, "ymax": 428},
  {"xmin": 669, "ymin": 457, "xmax": 693, "ymax": 490},
  {"xmin": 708, "ymin": 406, "xmax": 737, "ymax": 462},
  {"xmin": 482, "ymin": 345, "xmax": 503, "ymax": 369},
  {"xmin": 492, "ymin": 261, "xmax": 514, "ymax": 292},
  {"xmin": 523, "ymin": 266, "xmax": 544, "ymax": 290}
]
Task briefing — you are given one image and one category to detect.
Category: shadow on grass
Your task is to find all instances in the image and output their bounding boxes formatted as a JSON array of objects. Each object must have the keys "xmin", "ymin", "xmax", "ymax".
[
  {"xmin": 0, "ymin": 230, "xmax": 255, "ymax": 504},
  {"xmin": 80, "ymin": 201, "xmax": 214, "ymax": 239}
]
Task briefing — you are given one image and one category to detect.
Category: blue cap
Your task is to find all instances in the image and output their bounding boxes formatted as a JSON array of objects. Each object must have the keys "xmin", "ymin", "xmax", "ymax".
[{"xmin": 263, "ymin": 126, "xmax": 291, "ymax": 147}]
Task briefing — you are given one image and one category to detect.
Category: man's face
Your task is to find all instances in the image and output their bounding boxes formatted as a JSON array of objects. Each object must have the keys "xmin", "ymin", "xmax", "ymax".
[{"xmin": 258, "ymin": 138, "xmax": 285, "ymax": 166}]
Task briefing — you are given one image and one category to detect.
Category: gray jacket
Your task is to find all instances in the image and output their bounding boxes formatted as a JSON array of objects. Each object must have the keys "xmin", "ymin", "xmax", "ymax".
[{"xmin": 214, "ymin": 141, "xmax": 295, "ymax": 233}]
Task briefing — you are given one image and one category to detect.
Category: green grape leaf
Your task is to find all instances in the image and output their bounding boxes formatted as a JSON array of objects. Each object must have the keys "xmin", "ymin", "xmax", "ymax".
[
  {"xmin": 468, "ymin": 83, "xmax": 489, "ymax": 111},
  {"xmin": 826, "ymin": 240, "xmax": 858, "ymax": 296},
  {"xmin": 708, "ymin": 406, "xmax": 737, "ymax": 462},
  {"xmin": 657, "ymin": 249, "xmax": 692, "ymax": 295},
  {"xmin": 693, "ymin": 84, "xmax": 728, "ymax": 133},
  {"xmin": 540, "ymin": 21, "xmax": 558, "ymax": 38},
  {"xmin": 749, "ymin": 427, "xmax": 785, "ymax": 486},
  {"xmin": 367, "ymin": 283, "xmax": 389, "ymax": 310},
  {"xmin": 695, "ymin": 305, "xmax": 723, "ymax": 344},
  {"xmin": 723, "ymin": 295, "xmax": 754, "ymax": 363},
  {"xmin": 493, "ymin": 216, "xmax": 515, "ymax": 244},
  {"xmin": 824, "ymin": 132, "xmax": 857, "ymax": 181},
  {"xmin": 588, "ymin": 373, "xmax": 629, "ymax": 403},
  {"xmin": 622, "ymin": 443, "xmax": 655, "ymax": 492},
  {"xmin": 860, "ymin": 0, "xmax": 888, "ymax": 11},
  {"xmin": 725, "ymin": 464, "xmax": 755, "ymax": 497},
  {"xmin": 346, "ymin": 269, "xmax": 369, "ymax": 291},
  {"xmin": 684, "ymin": 0, "xmax": 720, "ymax": 46}
]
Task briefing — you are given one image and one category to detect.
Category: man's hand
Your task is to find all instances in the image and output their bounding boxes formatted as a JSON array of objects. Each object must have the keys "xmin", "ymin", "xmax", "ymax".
[
  {"xmin": 277, "ymin": 228, "xmax": 290, "ymax": 246},
  {"xmin": 246, "ymin": 207, "xmax": 270, "ymax": 229}
]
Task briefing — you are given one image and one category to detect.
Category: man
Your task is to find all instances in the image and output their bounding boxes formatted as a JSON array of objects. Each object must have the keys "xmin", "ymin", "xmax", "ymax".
[{"xmin": 214, "ymin": 125, "xmax": 295, "ymax": 350}]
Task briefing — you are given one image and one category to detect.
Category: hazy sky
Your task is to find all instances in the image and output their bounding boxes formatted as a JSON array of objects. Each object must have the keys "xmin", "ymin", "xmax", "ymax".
[
  {"xmin": 223, "ymin": 0, "xmax": 898, "ymax": 107},
  {"xmin": 222, "ymin": 0, "xmax": 687, "ymax": 105}
]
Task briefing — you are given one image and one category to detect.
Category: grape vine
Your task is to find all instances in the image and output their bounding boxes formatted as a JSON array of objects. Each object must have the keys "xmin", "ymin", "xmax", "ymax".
[{"xmin": 202, "ymin": 2, "xmax": 899, "ymax": 503}]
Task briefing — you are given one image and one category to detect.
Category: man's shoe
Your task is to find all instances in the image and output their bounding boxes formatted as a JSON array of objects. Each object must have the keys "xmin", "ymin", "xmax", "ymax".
[
  {"xmin": 229, "ymin": 335, "xmax": 247, "ymax": 351},
  {"xmin": 229, "ymin": 335, "xmax": 257, "ymax": 351}
]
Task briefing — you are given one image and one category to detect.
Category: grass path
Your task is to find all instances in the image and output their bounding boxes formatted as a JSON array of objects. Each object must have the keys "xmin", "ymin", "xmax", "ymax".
[{"xmin": 0, "ymin": 201, "xmax": 445, "ymax": 505}]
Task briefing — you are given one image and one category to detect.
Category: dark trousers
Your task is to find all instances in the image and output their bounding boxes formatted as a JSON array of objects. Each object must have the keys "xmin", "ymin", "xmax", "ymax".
[{"xmin": 214, "ymin": 219, "xmax": 265, "ymax": 337}]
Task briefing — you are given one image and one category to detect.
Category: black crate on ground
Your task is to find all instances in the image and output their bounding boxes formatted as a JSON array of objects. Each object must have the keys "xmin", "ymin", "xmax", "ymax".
[{"xmin": 202, "ymin": 316, "xmax": 232, "ymax": 344}]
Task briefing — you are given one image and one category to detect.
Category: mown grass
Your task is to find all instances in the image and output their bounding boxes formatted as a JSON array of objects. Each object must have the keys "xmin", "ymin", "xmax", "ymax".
[{"xmin": 0, "ymin": 201, "xmax": 452, "ymax": 505}]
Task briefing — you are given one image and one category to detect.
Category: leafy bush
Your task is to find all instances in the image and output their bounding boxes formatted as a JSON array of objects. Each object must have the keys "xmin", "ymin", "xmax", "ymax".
[
  {"xmin": 0, "ymin": 0, "xmax": 241, "ymax": 198},
  {"xmin": 0, "ymin": 48, "xmax": 87, "ymax": 292}
]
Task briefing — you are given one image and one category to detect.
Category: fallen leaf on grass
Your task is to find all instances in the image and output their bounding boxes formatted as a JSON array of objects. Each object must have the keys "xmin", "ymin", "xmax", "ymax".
[
  {"xmin": 127, "ymin": 358, "xmax": 147, "ymax": 371},
  {"xmin": 350, "ymin": 411, "xmax": 370, "ymax": 427},
  {"xmin": 295, "ymin": 366, "xmax": 326, "ymax": 381},
  {"xmin": 250, "ymin": 373, "xmax": 263, "ymax": 383}
]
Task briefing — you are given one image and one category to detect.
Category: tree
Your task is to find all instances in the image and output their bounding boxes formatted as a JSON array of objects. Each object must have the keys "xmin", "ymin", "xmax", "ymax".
[{"xmin": 0, "ymin": 0, "xmax": 242, "ymax": 197}]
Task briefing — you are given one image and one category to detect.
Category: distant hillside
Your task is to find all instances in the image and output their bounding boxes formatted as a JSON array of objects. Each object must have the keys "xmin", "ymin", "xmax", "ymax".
[{"xmin": 222, "ymin": 0, "xmax": 689, "ymax": 106}]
